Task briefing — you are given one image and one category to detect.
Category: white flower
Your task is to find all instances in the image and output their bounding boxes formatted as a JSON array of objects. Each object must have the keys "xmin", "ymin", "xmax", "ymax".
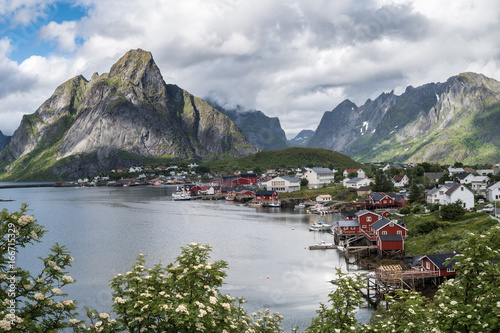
[
  {"xmin": 99, "ymin": 313, "xmax": 110, "ymax": 320},
  {"xmin": 198, "ymin": 309, "xmax": 207, "ymax": 317},
  {"xmin": 222, "ymin": 303, "xmax": 231, "ymax": 312},
  {"xmin": 209, "ymin": 296, "xmax": 217, "ymax": 304},
  {"xmin": 29, "ymin": 231, "xmax": 38, "ymax": 239},
  {"xmin": 62, "ymin": 300, "xmax": 74, "ymax": 307},
  {"xmin": 450, "ymin": 300, "xmax": 457, "ymax": 305},
  {"xmin": 53, "ymin": 266, "xmax": 62, "ymax": 271},
  {"xmin": 62, "ymin": 276, "xmax": 74, "ymax": 283},
  {"xmin": 24, "ymin": 284, "xmax": 32, "ymax": 290},
  {"xmin": 34, "ymin": 293, "xmax": 45, "ymax": 300},
  {"xmin": 18, "ymin": 215, "xmax": 34, "ymax": 226},
  {"xmin": 175, "ymin": 304, "xmax": 189, "ymax": 314},
  {"xmin": 55, "ymin": 302, "xmax": 64, "ymax": 309},
  {"xmin": 69, "ymin": 318, "xmax": 80, "ymax": 324},
  {"xmin": 114, "ymin": 297, "xmax": 127, "ymax": 304},
  {"xmin": 52, "ymin": 288, "xmax": 63, "ymax": 295},
  {"xmin": 0, "ymin": 320, "xmax": 12, "ymax": 331}
]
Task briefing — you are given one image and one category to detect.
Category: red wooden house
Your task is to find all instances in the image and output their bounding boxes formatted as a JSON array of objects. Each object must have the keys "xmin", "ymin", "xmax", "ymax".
[
  {"xmin": 235, "ymin": 189, "xmax": 255, "ymax": 199},
  {"xmin": 421, "ymin": 253, "xmax": 460, "ymax": 278},
  {"xmin": 366, "ymin": 192, "xmax": 396, "ymax": 207},
  {"xmin": 364, "ymin": 218, "xmax": 407, "ymax": 242},
  {"xmin": 255, "ymin": 190, "xmax": 279, "ymax": 203},
  {"xmin": 377, "ymin": 234, "xmax": 404, "ymax": 251},
  {"xmin": 239, "ymin": 173, "xmax": 259, "ymax": 185},
  {"xmin": 336, "ymin": 220, "xmax": 360, "ymax": 235},
  {"xmin": 355, "ymin": 210, "xmax": 382, "ymax": 231}
]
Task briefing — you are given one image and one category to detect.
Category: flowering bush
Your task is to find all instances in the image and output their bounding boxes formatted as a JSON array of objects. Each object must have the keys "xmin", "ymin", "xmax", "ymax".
[
  {"xmin": 305, "ymin": 269, "xmax": 365, "ymax": 332},
  {"xmin": 103, "ymin": 243, "xmax": 284, "ymax": 332},
  {"xmin": 0, "ymin": 204, "xmax": 79, "ymax": 331}
]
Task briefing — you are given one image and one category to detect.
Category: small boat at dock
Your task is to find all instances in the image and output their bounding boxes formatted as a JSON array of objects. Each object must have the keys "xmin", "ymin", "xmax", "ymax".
[
  {"xmin": 309, "ymin": 221, "xmax": 333, "ymax": 232},
  {"xmin": 309, "ymin": 240, "xmax": 335, "ymax": 250}
]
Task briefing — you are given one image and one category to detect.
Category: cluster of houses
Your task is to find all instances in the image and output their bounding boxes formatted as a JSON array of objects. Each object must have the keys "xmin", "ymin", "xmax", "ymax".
[{"xmin": 335, "ymin": 207, "xmax": 461, "ymax": 280}]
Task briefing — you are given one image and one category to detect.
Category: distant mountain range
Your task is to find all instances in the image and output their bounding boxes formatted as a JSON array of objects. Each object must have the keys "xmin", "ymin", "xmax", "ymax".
[
  {"xmin": 0, "ymin": 49, "xmax": 256, "ymax": 180},
  {"xmin": 1, "ymin": 48, "xmax": 499, "ymax": 180},
  {"xmin": 308, "ymin": 72, "xmax": 500, "ymax": 164}
]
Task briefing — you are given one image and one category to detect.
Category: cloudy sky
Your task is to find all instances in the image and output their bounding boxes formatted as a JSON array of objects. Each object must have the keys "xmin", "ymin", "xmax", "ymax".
[{"xmin": 1, "ymin": 0, "xmax": 500, "ymax": 138}]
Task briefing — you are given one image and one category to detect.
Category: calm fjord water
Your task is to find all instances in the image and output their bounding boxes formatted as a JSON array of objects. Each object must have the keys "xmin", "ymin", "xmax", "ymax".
[{"xmin": 1, "ymin": 184, "xmax": 369, "ymax": 330}]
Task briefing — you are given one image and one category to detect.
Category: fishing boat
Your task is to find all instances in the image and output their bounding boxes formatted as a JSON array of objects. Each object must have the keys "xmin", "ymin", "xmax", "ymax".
[
  {"xmin": 172, "ymin": 187, "xmax": 193, "ymax": 200},
  {"xmin": 268, "ymin": 201, "xmax": 281, "ymax": 207},
  {"xmin": 225, "ymin": 195, "xmax": 235, "ymax": 201},
  {"xmin": 294, "ymin": 203, "xmax": 306, "ymax": 209},
  {"xmin": 309, "ymin": 221, "xmax": 333, "ymax": 232}
]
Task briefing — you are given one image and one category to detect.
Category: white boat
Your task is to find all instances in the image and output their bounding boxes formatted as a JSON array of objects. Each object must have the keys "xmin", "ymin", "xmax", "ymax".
[
  {"xmin": 309, "ymin": 240, "xmax": 335, "ymax": 250},
  {"xmin": 294, "ymin": 203, "xmax": 306, "ymax": 209},
  {"xmin": 268, "ymin": 201, "xmax": 281, "ymax": 207},
  {"xmin": 172, "ymin": 187, "xmax": 193, "ymax": 200},
  {"xmin": 309, "ymin": 221, "xmax": 333, "ymax": 232}
]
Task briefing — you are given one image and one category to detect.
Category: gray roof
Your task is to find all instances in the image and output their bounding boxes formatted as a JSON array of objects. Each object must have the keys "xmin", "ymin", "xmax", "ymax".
[
  {"xmin": 311, "ymin": 167, "xmax": 334, "ymax": 174},
  {"xmin": 378, "ymin": 234, "xmax": 403, "ymax": 241},
  {"xmin": 338, "ymin": 220, "xmax": 360, "ymax": 227},
  {"xmin": 347, "ymin": 177, "xmax": 366, "ymax": 183},
  {"xmin": 370, "ymin": 217, "xmax": 391, "ymax": 230},
  {"xmin": 423, "ymin": 253, "xmax": 461, "ymax": 269},
  {"xmin": 278, "ymin": 176, "xmax": 301, "ymax": 183}
]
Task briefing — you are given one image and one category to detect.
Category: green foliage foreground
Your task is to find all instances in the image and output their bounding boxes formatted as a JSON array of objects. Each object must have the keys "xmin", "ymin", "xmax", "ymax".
[{"xmin": 1, "ymin": 205, "xmax": 500, "ymax": 332}]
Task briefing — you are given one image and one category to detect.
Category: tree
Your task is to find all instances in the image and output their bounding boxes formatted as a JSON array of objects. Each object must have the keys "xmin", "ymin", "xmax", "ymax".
[
  {"xmin": 0, "ymin": 204, "xmax": 80, "ymax": 332},
  {"xmin": 301, "ymin": 177, "xmax": 309, "ymax": 187},
  {"xmin": 372, "ymin": 170, "xmax": 394, "ymax": 192},
  {"xmin": 429, "ymin": 225, "xmax": 500, "ymax": 332},
  {"xmin": 408, "ymin": 183, "xmax": 424, "ymax": 204},
  {"xmin": 440, "ymin": 201, "xmax": 466, "ymax": 221},
  {"xmin": 305, "ymin": 269, "xmax": 365, "ymax": 332}
]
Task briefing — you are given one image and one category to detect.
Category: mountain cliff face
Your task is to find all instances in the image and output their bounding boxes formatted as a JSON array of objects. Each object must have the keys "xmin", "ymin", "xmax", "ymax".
[
  {"xmin": 310, "ymin": 73, "xmax": 500, "ymax": 164},
  {"xmin": 206, "ymin": 102, "xmax": 289, "ymax": 151},
  {"xmin": 0, "ymin": 131, "xmax": 10, "ymax": 152},
  {"xmin": 0, "ymin": 49, "xmax": 256, "ymax": 180},
  {"xmin": 288, "ymin": 129, "xmax": 315, "ymax": 147}
]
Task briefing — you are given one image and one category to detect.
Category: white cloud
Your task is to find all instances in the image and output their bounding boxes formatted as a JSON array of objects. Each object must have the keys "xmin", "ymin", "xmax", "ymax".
[{"xmin": 1, "ymin": 0, "xmax": 500, "ymax": 139}]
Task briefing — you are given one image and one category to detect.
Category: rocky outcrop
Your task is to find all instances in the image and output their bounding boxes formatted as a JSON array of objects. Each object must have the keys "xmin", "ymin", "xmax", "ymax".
[{"xmin": 0, "ymin": 49, "xmax": 256, "ymax": 180}]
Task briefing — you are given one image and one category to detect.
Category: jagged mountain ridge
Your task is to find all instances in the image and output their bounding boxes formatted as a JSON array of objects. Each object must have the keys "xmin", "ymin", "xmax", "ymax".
[
  {"xmin": 0, "ymin": 131, "xmax": 10, "ymax": 152},
  {"xmin": 0, "ymin": 49, "xmax": 256, "ymax": 180},
  {"xmin": 205, "ymin": 101, "xmax": 289, "ymax": 151},
  {"xmin": 288, "ymin": 129, "xmax": 315, "ymax": 147},
  {"xmin": 309, "ymin": 72, "xmax": 500, "ymax": 164}
]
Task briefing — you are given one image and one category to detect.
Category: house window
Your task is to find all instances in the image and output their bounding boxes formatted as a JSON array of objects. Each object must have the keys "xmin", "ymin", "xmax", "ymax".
[
  {"xmin": 397, "ymin": 230, "xmax": 402, "ymax": 235},
  {"xmin": 382, "ymin": 231, "xmax": 387, "ymax": 235},
  {"xmin": 350, "ymin": 227, "xmax": 355, "ymax": 230},
  {"xmin": 461, "ymin": 187, "xmax": 464, "ymax": 191},
  {"xmin": 362, "ymin": 225, "xmax": 367, "ymax": 228},
  {"xmin": 389, "ymin": 222, "xmax": 394, "ymax": 227},
  {"xmin": 426, "ymin": 262, "xmax": 430, "ymax": 269},
  {"xmin": 367, "ymin": 217, "xmax": 372, "ymax": 222},
  {"xmin": 447, "ymin": 267, "xmax": 455, "ymax": 272}
]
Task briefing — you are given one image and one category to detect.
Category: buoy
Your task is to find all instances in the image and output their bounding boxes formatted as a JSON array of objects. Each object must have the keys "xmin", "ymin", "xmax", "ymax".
[{"xmin": 267, "ymin": 276, "xmax": 269, "ymax": 279}]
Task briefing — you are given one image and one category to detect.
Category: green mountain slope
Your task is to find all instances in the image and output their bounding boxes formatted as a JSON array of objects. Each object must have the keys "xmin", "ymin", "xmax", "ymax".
[{"xmin": 205, "ymin": 147, "xmax": 364, "ymax": 174}]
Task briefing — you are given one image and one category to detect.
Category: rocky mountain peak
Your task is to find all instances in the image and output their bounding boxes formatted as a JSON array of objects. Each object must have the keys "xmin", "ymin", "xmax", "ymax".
[{"xmin": 109, "ymin": 48, "xmax": 163, "ymax": 88}]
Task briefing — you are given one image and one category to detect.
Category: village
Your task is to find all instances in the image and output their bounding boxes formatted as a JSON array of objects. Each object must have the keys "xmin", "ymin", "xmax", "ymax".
[{"xmin": 59, "ymin": 162, "xmax": 500, "ymax": 302}]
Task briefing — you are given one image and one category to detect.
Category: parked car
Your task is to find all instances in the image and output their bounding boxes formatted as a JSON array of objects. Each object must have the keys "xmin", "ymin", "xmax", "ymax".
[
  {"xmin": 477, "ymin": 199, "xmax": 485, "ymax": 204},
  {"xmin": 483, "ymin": 204, "xmax": 494, "ymax": 212}
]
